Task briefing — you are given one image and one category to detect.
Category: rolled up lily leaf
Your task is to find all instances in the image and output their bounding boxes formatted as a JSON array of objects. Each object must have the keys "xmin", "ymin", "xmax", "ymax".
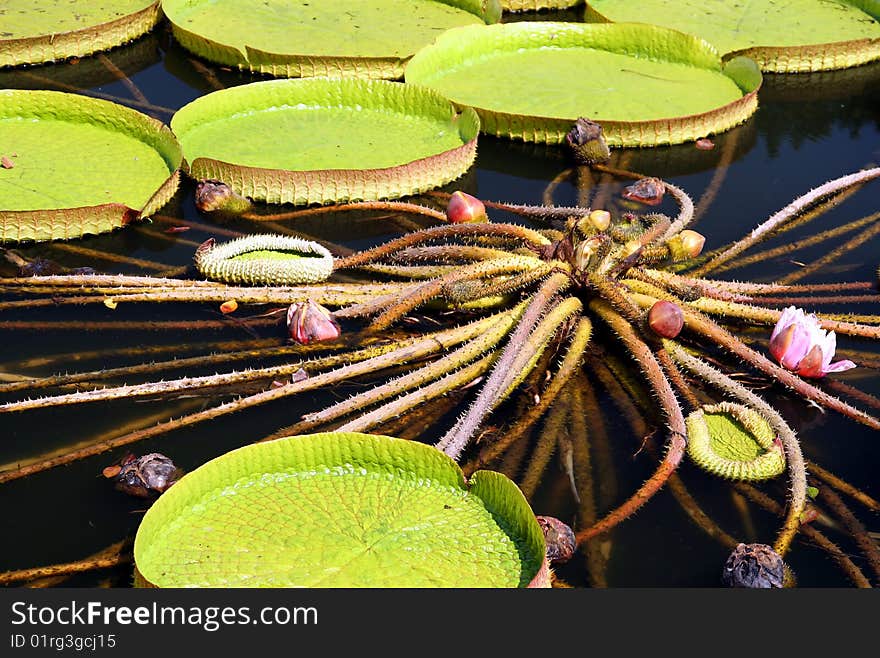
[
  {"xmin": 194, "ymin": 235, "xmax": 335, "ymax": 286},
  {"xmin": 685, "ymin": 402, "xmax": 786, "ymax": 481},
  {"xmin": 134, "ymin": 432, "xmax": 549, "ymax": 587},
  {"xmin": 0, "ymin": 1, "xmax": 161, "ymax": 67}
]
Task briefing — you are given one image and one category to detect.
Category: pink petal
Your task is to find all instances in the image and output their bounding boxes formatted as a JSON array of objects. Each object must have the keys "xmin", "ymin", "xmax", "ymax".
[
  {"xmin": 770, "ymin": 306, "xmax": 799, "ymax": 342},
  {"xmin": 769, "ymin": 322, "xmax": 811, "ymax": 370},
  {"xmin": 823, "ymin": 359, "xmax": 857, "ymax": 374},
  {"xmin": 795, "ymin": 345, "xmax": 826, "ymax": 378}
]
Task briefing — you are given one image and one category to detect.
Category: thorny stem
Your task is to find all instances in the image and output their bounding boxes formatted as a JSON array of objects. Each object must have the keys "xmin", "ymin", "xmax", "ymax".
[
  {"xmin": 242, "ymin": 200, "xmax": 447, "ymax": 223},
  {"xmin": 333, "ymin": 223, "xmax": 551, "ymax": 270},
  {"xmin": 692, "ymin": 166, "xmax": 880, "ymax": 276},
  {"xmin": 777, "ymin": 218, "xmax": 880, "ymax": 285},
  {"xmin": 0, "ymin": 313, "xmax": 506, "ymax": 483},
  {"xmin": 437, "ymin": 273, "xmax": 571, "ymax": 460},
  {"xmin": 666, "ymin": 343, "xmax": 807, "ymax": 556},
  {"xmin": 815, "ymin": 487, "xmax": 880, "ymax": 584},
  {"xmin": 0, "ymin": 539, "xmax": 132, "ymax": 586},
  {"xmin": 806, "ymin": 461, "xmax": 880, "ymax": 513},
  {"xmin": 575, "ymin": 300, "xmax": 687, "ymax": 544}
]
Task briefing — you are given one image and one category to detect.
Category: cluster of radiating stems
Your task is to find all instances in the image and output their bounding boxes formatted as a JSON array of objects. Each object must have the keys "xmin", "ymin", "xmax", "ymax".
[{"xmin": 1, "ymin": 163, "xmax": 879, "ymax": 587}]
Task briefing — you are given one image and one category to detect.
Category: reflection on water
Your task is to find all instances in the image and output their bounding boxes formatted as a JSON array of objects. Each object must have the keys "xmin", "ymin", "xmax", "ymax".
[{"xmin": 1, "ymin": 16, "xmax": 878, "ymax": 587}]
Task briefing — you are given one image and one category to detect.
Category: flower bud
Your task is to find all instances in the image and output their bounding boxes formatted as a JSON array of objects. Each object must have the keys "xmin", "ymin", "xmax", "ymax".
[
  {"xmin": 647, "ymin": 300, "xmax": 685, "ymax": 338},
  {"xmin": 446, "ymin": 191, "xmax": 487, "ymax": 224},
  {"xmin": 588, "ymin": 209, "xmax": 611, "ymax": 231},
  {"xmin": 666, "ymin": 229, "xmax": 706, "ymax": 261},
  {"xmin": 622, "ymin": 239, "xmax": 641, "ymax": 258},
  {"xmin": 574, "ymin": 236, "xmax": 604, "ymax": 271},
  {"xmin": 287, "ymin": 299, "xmax": 341, "ymax": 345}
]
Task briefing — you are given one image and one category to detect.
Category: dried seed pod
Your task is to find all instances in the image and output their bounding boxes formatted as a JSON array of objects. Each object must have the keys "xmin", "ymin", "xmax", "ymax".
[
  {"xmin": 647, "ymin": 300, "xmax": 685, "ymax": 339},
  {"xmin": 564, "ymin": 117, "xmax": 611, "ymax": 165},
  {"xmin": 722, "ymin": 543, "xmax": 785, "ymax": 588},
  {"xmin": 446, "ymin": 191, "xmax": 487, "ymax": 223},
  {"xmin": 103, "ymin": 453, "xmax": 183, "ymax": 498},
  {"xmin": 536, "ymin": 516, "xmax": 577, "ymax": 565},
  {"xmin": 287, "ymin": 299, "xmax": 341, "ymax": 345},
  {"xmin": 195, "ymin": 179, "xmax": 253, "ymax": 215},
  {"xmin": 621, "ymin": 177, "xmax": 665, "ymax": 206}
]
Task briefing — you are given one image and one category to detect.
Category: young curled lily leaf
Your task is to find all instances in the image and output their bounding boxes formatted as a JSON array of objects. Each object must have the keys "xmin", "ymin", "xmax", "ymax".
[
  {"xmin": 685, "ymin": 402, "xmax": 786, "ymax": 481},
  {"xmin": 194, "ymin": 234, "xmax": 335, "ymax": 286}
]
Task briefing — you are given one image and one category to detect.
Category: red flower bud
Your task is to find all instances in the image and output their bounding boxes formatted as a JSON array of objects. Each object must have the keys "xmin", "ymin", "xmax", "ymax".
[
  {"xmin": 446, "ymin": 191, "xmax": 487, "ymax": 223},
  {"xmin": 287, "ymin": 300, "xmax": 341, "ymax": 345},
  {"xmin": 648, "ymin": 300, "xmax": 684, "ymax": 338}
]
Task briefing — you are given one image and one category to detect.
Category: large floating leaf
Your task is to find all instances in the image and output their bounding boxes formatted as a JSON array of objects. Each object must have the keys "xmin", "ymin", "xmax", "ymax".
[
  {"xmin": 585, "ymin": 0, "xmax": 880, "ymax": 73},
  {"xmin": 404, "ymin": 22, "xmax": 761, "ymax": 146},
  {"xmin": 0, "ymin": 1, "xmax": 161, "ymax": 67},
  {"xmin": 171, "ymin": 78, "xmax": 480, "ymax": 205},
  {"xmin": 162, "ymin": 0, "xmax": 500, "ymax": 80},
  {"xmin": 0, "ymin": 90, "xmax": 182, "ymax": 243},
  {"xmin": 134, "ymin": 432, "xmax": 548, "ymax": 587}
]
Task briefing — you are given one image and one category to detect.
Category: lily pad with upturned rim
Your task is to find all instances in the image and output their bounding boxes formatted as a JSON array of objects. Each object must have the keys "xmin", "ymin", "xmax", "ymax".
[
  {"xmin": 133, "ymin": 432, "xmax": 549, "ymax": 588},
  {"xmin": 0, "ymin": 90, "xmax": 182, "ymax": 243},
  {"xmin": 170, "ymin": 77, "xmax": 480, "ymax": 206},
  {"xmin": 502, "ymin": 0, "xmax": 584, "ymax": 12},
  {"xmin": 404, "ymin": 22, "xmax": 762, "ymax": 146},
  {"xmin": 161, "ymin": 0, "xmax": 501, "ymax": 80},
  {"xmin": 0, "ymin": 1, "xmax": 161, "ymax": 68},
  {"xmin": 585, "ymin": 0, "xmax": 880, "ymax": 73}
]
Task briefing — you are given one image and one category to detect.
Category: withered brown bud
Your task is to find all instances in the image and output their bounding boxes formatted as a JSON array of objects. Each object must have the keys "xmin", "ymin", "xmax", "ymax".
[
  {"xmin": 536, "ymin": 516, "xmax": 577, "ymax": 564},
  {"xmin": 195, "ymin": 180, "xmax": 253, "ymax": 215},
  {"xmin": 647, "ymin": 300, "xmax": 685, "ymax": 339},
  {"xmin": 103, "ymin": 453, "xmax": 183, "ymax": 498},
  {"xmin": 565, "ymin": 118, "xmax": 611, "ymax": 166},
  {"xmin": 287, "ymin": 299, "xmax": 341, "ymax": 345},
  {"xmin": 621, "ymin": 177, "xmax": 665, "ymax": 206},
  {"xmin": 722, "ymin": 543, "xmax": 785, "ymax": 588}
]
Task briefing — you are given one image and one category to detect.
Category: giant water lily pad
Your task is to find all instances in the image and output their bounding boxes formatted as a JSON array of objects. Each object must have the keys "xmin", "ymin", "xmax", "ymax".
[
  {"xmin": 162, "ymin": 0, "xmax": 500, "ymax": 79},
  {"xmin": 0, "ymin": 1, "xmax": 161, "ymax": 68},
  {"xmin": 404, "ymin": 22, "xmax": 761, "ymax": 146},
  {"xmin": 585, "ymin": 0, "xmax": 880, "ymax": 73},
  {"xmin": 134, "ymin": 432, "xmax": 548, "ymax": 587},
  {"xmin": 502, "ymin": 0, "xmax": 583, "ymax": 11},
  {"xmin": 170, "ymin": 78, "xmax": 480, "ymax": 205},
  {"xmin": 0, "ymin": 90, "xmax": 182, "ymax": 243}
]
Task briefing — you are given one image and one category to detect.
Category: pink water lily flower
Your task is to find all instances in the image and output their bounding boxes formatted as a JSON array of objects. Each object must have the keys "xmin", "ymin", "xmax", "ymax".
[{"xmin": 769, "ymin": 306, "xmax": 856, "ymax": 378}]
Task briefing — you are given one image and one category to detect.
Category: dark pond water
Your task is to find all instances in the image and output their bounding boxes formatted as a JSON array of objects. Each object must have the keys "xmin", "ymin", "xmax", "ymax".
[{"xmin": 1, "ymin": 14, "xmax": 879, "ymax": 587}]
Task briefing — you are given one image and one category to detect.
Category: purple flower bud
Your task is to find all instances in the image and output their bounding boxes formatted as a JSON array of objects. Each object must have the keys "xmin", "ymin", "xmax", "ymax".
[
  {"xmin": 287, "ymin": 299, "xmax": 341, "ymax": 345},
  {"xmin": 446, "ymin": 191, "xmax": 487, "ymax": 224}
]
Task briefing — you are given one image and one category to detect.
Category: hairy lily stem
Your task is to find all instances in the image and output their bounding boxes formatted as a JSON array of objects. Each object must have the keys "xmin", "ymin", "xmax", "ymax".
[
  {"xmin": 0, "ymin": 539, "xmax": 132, "ymax": 586},
  {"xmin": 693, "ymin": 166, "xmax": 880, "ymax": 275},
  {"xmin": 815, "ymin": 487, "xmax": 880, "ymax": 584},
  {"xmin": 575, "ymin": 300, "xmax": 687, "ymax": 544},
  {"xmin": 437, "ymin": 273, "xmax": 571, "ymax": 460},
  {"xmin": 666, "ymin": 343, "xmax": 807, "ymax": 556}
]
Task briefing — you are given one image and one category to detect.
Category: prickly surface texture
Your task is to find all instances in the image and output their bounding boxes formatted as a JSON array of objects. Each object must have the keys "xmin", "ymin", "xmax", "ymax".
[
  {"xmin": 194, "ymin": 234, "xmax": 334, "ymax": 285},
  {"xmin": 685, "ymin": 401, "xmax": 786, "ymax": 481}
]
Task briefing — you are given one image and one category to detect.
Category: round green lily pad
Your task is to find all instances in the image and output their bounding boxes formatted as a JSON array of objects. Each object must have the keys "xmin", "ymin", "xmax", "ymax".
[
  {"xmin": 585, "ymin": 0, "xmax": 880, "ymax": 73},
  {"xmin": 0, "ymin": 1, "xmax": 161, "ymax": 68},
  {"xmin": 134, "ymin": 432, "xmax": 548, "ymax": 587},
  {"xmin": 171, "ymin": 78, "xmax": 480, "ymax": 205},
  {"xmin": 404, "ymin": 22, "xmax": 762, "ymax": 146},
  {"xmin": 685, "ymin": 402, "xmax": 786, "ymax": 481},
  {"xmin": 0, "ymin": 90, "xmax": 182, "ymax": 243},
  {"xmin": 162, "ymin": 0, "xmax": 500, "ymax": 80}
]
